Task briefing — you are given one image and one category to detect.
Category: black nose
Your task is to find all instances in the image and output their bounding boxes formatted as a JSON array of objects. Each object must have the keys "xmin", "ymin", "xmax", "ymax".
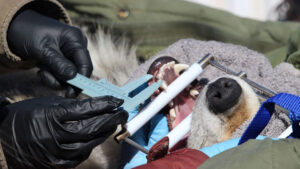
[{"xmin": 206, "ymin": 78, "xmax": 242, "ymax": 114}]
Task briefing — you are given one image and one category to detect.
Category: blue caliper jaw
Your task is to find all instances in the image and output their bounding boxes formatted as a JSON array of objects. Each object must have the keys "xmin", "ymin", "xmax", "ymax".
[{"xmin": 67, "ymin": 74, "xmax": 162, "ymax": 120}]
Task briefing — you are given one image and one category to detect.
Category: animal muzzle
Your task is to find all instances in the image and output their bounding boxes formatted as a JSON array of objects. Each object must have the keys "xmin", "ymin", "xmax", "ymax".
[{"xmin": 206, "ymin": 77, "xmax": 242, "ymax": 114}]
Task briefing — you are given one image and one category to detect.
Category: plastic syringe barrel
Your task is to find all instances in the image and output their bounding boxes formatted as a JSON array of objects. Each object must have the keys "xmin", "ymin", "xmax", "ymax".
[
  {"xmin": 167, "ymin": 113, "xmax": 192, "ymax": 149},
  {"xmin": 126, "ymin": 63, "xmax": 203, "ymax": 135}
]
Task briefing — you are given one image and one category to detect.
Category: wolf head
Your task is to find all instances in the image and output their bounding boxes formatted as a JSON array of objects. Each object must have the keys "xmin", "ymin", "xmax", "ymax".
[
  {"xmin": 145, "ymin": 55, "xmax": 260, "ymax": 149},
  {"xmin": 187, "ymin": 75, "xmax": 260, "ymax": 149}
]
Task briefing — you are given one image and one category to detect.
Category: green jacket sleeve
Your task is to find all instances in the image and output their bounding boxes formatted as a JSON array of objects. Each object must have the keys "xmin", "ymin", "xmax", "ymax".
[
  {"xmin": 0, "ymin": 0, "xmax": 71, "ymax": 73},
  {"xmin": 59, "ymin": 0, "xmax": 300, "ymax": 69},
  {"xmin": 197, "ymin": 139, "xmax": 300, "ymax": 169}
]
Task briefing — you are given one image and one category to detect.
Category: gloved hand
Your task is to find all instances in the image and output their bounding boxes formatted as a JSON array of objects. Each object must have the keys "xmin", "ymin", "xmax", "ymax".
[
  {"xmin": 0, "ymin": 96, "xmax": 128, "ymax": 169},
  {"xmin": 7, "ymin": 9, "xmax": 93, "ymax": 98},
  {"xmin": 0, "ymin": 96, "xmax": 10, "ymax": 107}
]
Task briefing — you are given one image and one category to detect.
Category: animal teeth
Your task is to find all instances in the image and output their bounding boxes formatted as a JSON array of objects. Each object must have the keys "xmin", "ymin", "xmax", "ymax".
[
  {"xmin": 157, "ymin": 72, "xmax": 163, "ymax": 80},
  {"xmin": 161, "ymin": 81, "xmax": 168, "ymax": 90},
  {"xmin": 190, "ymin": 89, "xmax": 200, "ymax": 98},
  {"xmin": 157, "ymin": 61, "xmax": 175, "ymax": 81},
  {"xmin": 169, "ymin": 101, "xmax": 174, "ymax": 107},
  {"xmin": 169, "ymin": 108, "xmax": 176, "ymax": 121},
  {"xmin": 159, "ymin": 61, "xmax": 175, "ymax": 73},
  {"xmin": 174, "ymin": 64, "xmax": 189, "ymax": 75}
]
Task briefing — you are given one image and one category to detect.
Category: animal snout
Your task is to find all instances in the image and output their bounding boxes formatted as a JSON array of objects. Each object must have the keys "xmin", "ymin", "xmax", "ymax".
[{"xmin": 206, "ymin": 78, "xmax": 242, "ymax": 114}]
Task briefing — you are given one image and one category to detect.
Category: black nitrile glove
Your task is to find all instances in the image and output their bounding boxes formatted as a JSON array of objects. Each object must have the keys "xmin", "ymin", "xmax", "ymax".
[
  {"xmin": 0, "ymin": 96, "xmax": 128, "ymax": 169},
  {"xmin": 7, "ymin": 9, "xmax": 93, "ymax": 98},
  {"xmin": 0, "ymin": 96, "xmax": 10, "ymax": 108}
]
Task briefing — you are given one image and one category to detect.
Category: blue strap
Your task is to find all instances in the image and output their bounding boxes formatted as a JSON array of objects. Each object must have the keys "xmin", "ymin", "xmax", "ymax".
[{"xmin": 239, "ymin": 93, "xmax": 300, "ymax": 145}]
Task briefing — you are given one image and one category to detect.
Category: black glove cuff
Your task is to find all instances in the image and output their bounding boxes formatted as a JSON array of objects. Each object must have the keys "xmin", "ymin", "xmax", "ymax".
[
  {"xmin": 0, "ymin": 97, "xmax": 11, "ymax": 108},
  {"xmin": 0, "ymin": 97, "xmax": 11, "ymax": 125}
]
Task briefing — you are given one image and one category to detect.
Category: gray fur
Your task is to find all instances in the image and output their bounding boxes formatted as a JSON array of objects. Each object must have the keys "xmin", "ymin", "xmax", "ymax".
[
  {"xmin": 187, "ymin": 84, "xmax": 225, "ymax": 149},
  {"xmin": 187, "ymin": 75, "xmax": 260, "ymax": 150}
]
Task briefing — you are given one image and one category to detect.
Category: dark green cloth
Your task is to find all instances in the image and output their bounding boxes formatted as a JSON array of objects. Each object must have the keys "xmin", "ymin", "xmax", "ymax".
[
  {"xmin": 59, "ymin": 0, "xmax": 300, "ymax": 69},
  {"xmin": 197, "ymin": 139, "xmax": 300, "ymax": 169}
]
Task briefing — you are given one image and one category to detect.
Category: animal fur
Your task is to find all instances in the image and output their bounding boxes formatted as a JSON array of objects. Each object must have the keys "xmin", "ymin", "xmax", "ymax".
[
  {"xmin": 187, "ymin": 75, "xmax": 260, "ymax": 149},
  {"xmin": 1, "ymin": 27, "xmax": 300, "ymax": 168}
]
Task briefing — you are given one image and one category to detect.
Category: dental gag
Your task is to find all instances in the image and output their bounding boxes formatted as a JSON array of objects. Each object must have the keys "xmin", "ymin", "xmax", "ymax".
[
  {"xmin": 67, "ymin": 51, "xmax": 292, "ymax": 154},
  {"xmin": 118, "ymin": 51, "xmax": 294, "ymax": 153}
]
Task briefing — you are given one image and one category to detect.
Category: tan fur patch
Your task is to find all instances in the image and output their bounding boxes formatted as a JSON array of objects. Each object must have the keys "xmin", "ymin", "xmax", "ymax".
[{"xmin": 222, "ymin": 96, "xmax": 250, "ymax": 140}]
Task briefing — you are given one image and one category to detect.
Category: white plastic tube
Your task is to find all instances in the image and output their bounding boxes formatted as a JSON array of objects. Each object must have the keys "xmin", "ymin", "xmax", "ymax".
[
  {"xmin": 126, "ymin": 63, "xmax": 203, "ymax": 135},
  {"xmin": 167, "ymin": 114, "xmax": 192, "ymax": 149},
  {"xmin": 278, "ymin": 126, "xmax": 292, "ymax": 138}
]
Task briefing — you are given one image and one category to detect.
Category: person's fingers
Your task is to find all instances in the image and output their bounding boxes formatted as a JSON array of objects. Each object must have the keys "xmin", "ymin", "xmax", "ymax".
[
  {"xmin": 75, "ymin": 131, "xmax": 115, "ymax": 156},
  {"xmin": 56, "ymin": 110, "xmax": 128, "ymax": 143},
  {"xmin": 60, "ymin": 27, "xmax": 93, "ymax": 78},
  {"xmin": 60, "ymin": 27, "xmax": 93, "ymax": 97},
  {"xmin": 63, "ymin": 46, "xmax": 92, "ymax": 98},
  {"xmin": 0, "ymin": 96, "xmax": 11, "ymax": 107},
  {"xmin": 81, "ymin": 110, "xmax": 128, "ymax": 134},
  {"xmin": 65, "ymin": 47, "xmax": 93, "ymax": 77},
  {"xmin": 38, "ymin": 69, "xmax": 63, "ymax": 89},
  {"xmin": 56, "ymin": 136, "xmax": 109, "ymax": 165},
  {"xmin": 38, "ymin": 62, "xmax": 79, "ymax": 98},
  {"xmin": 55, "ymin": 96, "xmax": 124, "ymax": 122},
  {"xmin": 40, "ymin": 45, "xmax": 77, "ymax": 81},
  {"xmin": 38, "ymin": 69, "xmax": 80, "ymax": 98},
  {"xmin": 56, "ymin": 115, "xmax": 111, "ymax": 143},
  {"xmin": 65, "ymin": 86, "xmax": 81, "ymax": 98}
]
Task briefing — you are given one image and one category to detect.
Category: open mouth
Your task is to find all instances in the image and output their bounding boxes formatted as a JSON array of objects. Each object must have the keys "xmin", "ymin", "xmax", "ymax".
[{"xmin": 147, "ymin": 56, "xmax": 208, "ymax": 129}]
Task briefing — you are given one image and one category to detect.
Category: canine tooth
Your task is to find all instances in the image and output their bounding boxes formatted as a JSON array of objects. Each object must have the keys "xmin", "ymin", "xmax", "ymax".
[
  {"xmin": 157, "ymin": 61, "xmax": 175, "ymax": 80},
  {"xmin": 161, "ymin": 81, "xmax": 168, "ymax": 90},
  {"xmin": 166, "ymin": 61, "xmax": 175, "ymax": 67},
  {"xmin": 174, "ymin": 64, "xmax": 189, "ymax": 75},
  {"xmin": 190, "ymin": 89, "xmax": 200, "ymax": 98},
  {"xmin": 159, "ymin": 61, "xmax": 175, "ymax": 72},
  {"xmin": 169, "ymin": 108, "xmax": 176, "ymax": 121},
  {"xmin": 157, "ymin": 72, "xmax": 163, "ymax": 80},
  {"xmin": 169, "ymin": 101, "xmax": 174, "ymax": 107}
]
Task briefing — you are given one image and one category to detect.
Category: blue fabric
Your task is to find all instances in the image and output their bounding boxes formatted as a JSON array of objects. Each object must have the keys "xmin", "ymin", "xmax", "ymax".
[
  {"xmin": 289, "ymin": 110, "xmax": 300, "ymax": 138},
  {"xmin": 200, "ymin": 136, "xmax": 278, "ymax": 158},
  {"xmin": 239, "ymin": 93, "xmax": 300, "ymax": 145},
  {"xmin": 122, "ymin": 113, "xmax": 169, "ymax": 169},
  {"xmin": 119, "ymin": 83, "xmax": 169, "ymax": 169}
]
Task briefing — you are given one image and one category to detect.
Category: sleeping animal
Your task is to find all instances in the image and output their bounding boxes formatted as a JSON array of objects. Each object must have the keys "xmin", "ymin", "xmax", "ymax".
[
  {"xmin": 145, "ymin": 56, "xmax": 260, "ymax": 149},
  {"xmin": 187, "ymin": 75, "xmax": 260, "ymax": 149}
]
